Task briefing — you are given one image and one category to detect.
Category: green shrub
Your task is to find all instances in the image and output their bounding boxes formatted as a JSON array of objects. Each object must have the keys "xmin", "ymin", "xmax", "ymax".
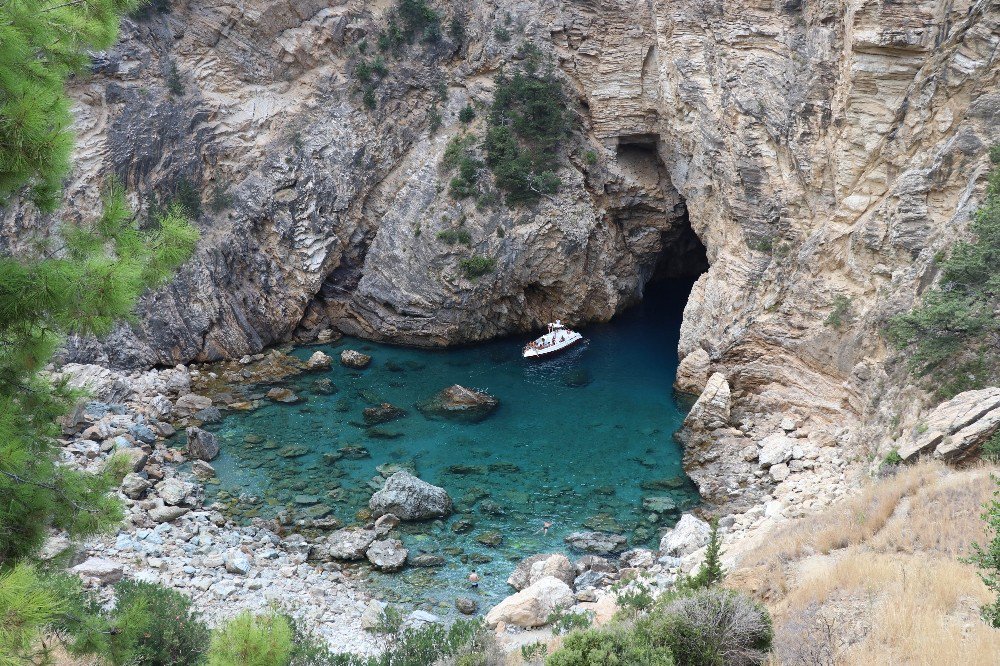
[
  {"xmin": 436, "ymin": 229, "xmax": 471, "ymax": 245},
  {"xmin": 614, "ymin": 581, "xmax": 655, "ymax": 619},
  {"xmin": 548, "ymin": 608, "xmax": 594, "ymax": 635},
  {"xmin": 460, "ymin": 256, "xmax": 496, "ymax": 279},
  {"xmin": 0, "ymin": 564, "xmax": 63, "ymax": 664},
  {"xmin": 546, "ymin": 626, "xmax": 674, "ymax": 666},
  {"xmin": 484, "ymin": 44, "xmax": 570, "ymax": 204},
  {"xmin": 103, "ymin": 580, "xmax": 210, "ymax": 666},
  {"xmin": 494, "ymin": 26, "xmax": 511, "ymax": 42},
  {"xmin": 167, "ymin": 60, "xmax": 184, "ymax": 96},
  {"xmin": 684, "ymin": 518, "xmax": 724, "ymax": 590},
  {"xmin": 355, "ymin": 59, "xmax": 374, "ymax": 82},
  {"xmin": 395, "ymin": 0, "xmax": 440, "ymax": 43},
  {"xmin": 207, "ymin": 612, "xmax": 293, "ymax": 666},
  {"xmin": 824, "ymin": 295, "xmax": 851, "ymax": 330},
  {"xmin": 747, "ymin": 236, "xmax": 773, "ymax": 253},
  {"xmin": 449, "ymin": 156, "xmax": 482, "ymax": 199},
  {"xmin": 443, "ymin": 133, "xmax": 476, "ymax": 168},
  {"xmin": 363, "ymin": 86, "xmax": 377, "ymax": 110},
  {"xmin": 450, "ymin": 16, "xmax": 465, "ymax": 43},
  {"xmin": 963, "ymin": 474, "xmax": 1000, "ymax": 627},
  {"xmin": 584, "ymin": 150, "xmax": 598, "ymax": 165},
  {"xmin": 459, "ymin": 105, "xmax": 475, "ymax": 123},
  {"xmin": 883, "ymin": 449, "xmax": 904, "ymax": 466},
  {"xmin": 887, "ymin": 146, "xmax": 1000, "ymax": 398}
]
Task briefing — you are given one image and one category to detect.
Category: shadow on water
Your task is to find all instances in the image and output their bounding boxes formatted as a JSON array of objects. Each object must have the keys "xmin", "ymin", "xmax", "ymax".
[{"xmin": 202, "ymin": 278, "xmax": 701, "ymax": 615}]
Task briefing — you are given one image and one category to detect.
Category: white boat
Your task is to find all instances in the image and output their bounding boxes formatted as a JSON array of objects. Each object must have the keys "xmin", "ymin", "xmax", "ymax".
[{"xmin": 522, "ymin": 320, "xmax": 584, "ymax": 359}]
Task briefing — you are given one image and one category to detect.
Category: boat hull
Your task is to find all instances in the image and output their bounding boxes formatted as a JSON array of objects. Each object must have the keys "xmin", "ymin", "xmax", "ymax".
[{"xmin": 522, "ymin": 334, "xmax": 584, "ymax": 359}]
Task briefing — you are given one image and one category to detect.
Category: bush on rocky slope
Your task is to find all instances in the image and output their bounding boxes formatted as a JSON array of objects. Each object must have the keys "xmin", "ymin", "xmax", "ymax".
[{"xmin": 888, "ymin": 146, "xmax": 1000, "ymax": 398}]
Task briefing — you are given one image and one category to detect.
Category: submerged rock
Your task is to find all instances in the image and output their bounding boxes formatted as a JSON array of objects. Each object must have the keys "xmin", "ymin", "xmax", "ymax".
[
  {"xmin": 266, "ymin": 387, "xmax": 301, "ymax": 403},
  {"xmin": 416, "ymin": 385, "xmax": 499, "ymax": 423},
  {"xmin": 363, "ymin": 402, "xmax": 407, "ymax": 425},
  {"xmin": 369, "ymin": 471, "xmax": 453, "ymax": 521},
  {"xmin": 186, "ymin": 427, "xmax": 220, "ymax": 461},
  {"xmin": 312, "ymin": 378, "xmax": 338, "ymax": 395},
  {"xmin": 485, "ymin": 576, "xmax": 574, "ymax": 628},
  {"xmin": 454, "ymin": 597, "xmax": 478, "ymax": 615},
  {"xmin": 340, "ymin": 350, "xmax": 372, "ymax": 369},
  {"xmin": 564, "ymin": 531, "xmax": 627, "ymax": 555}
]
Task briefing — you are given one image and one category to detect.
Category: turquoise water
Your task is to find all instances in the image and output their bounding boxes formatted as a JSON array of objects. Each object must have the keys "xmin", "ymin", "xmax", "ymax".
[{"xmin": 202, "ymin": 279, "xmax": 699, "ymax": 613}]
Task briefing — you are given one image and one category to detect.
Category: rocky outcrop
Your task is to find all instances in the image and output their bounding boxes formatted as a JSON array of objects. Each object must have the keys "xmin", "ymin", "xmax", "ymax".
[
  {"xmin": 484, "ymin": 576, "xmax": 575, "ymax": 629},
  {"xmin": 659, "ymin": 514, "xmax": 711, "ymax": 558},
  {"xmin": 898, "ymin": 388, "xmax": 1000, "ymax": 463},
  {"xmin": 507, "ymin": 553, "xmax": 575, "ymax": 591},
  {"xmin": 415, "ymin": 385, "xmax": 499, "ymax": 423},
  {"xmin": 368, "ymin": 472, "xmax": 453, "ymax": 521},
  {"xmin": 186, "ymin": 427, "xmax": 220, "ymax": 461},
  {"xmin": 564, "ymin": 531, "xmax": 627, "ymax": 555},
  {"xmin": 317, "ymin": 528, "xmax": 377, "ymax": 561},
  {"xmin": 365, "ymin": 539, "xmax": 408, "ymax": 572},
  {"xmin": 682, "ymin": 373, "xmax": 730, "ymax": 431}
]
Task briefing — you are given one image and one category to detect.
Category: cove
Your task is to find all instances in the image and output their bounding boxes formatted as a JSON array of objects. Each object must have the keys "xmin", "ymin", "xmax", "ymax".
[{"xmin": 199, "ymin": 278, "xmax": 700, "ymax": 614}]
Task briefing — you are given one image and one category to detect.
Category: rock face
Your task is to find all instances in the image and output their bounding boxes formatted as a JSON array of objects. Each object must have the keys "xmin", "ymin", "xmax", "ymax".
[
  {"xmin": 2, "ymin": 0, "xmax": 998, "ymax": 515},
  {"xmin": 369, "ymin": 472, "xmax": 453, "ymax": 521},
  {"xmin": 416, "ymin": 385, "xmax": 500, "ymax": 423},
  {"xmin": 186, "ymin": 427, "xmax": 220, "ymax": 461},
  {"xmin": 682, "ymin": 373, "xmax": 730, "ymax": 431},
  {"xmin": 485, "ymin": 576, "xmax": 574, "ymax": 629},
  {"xmin": 898, "ymin": 388, "xmax": 1000, "ymax": 462}
]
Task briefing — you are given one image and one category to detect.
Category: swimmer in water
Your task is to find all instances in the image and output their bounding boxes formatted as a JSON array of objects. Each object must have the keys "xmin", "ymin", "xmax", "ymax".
[
  {"xmin": 468, "ymin": 572, "xmax": 480, "ymax": 589},
  {"xmin": 535, "ymin": 521, "xmax": 553, "ymax": 535}
]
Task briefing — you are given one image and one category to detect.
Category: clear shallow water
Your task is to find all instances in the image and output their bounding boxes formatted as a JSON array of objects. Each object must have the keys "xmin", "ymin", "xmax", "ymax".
[{"xmin": 201, "ymin": 279, "xmax": 699, "ymax": 614}]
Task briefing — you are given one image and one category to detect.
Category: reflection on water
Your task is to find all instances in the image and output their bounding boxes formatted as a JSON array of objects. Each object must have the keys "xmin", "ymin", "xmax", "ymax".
[{"xmin": 201, "ymin": 279, "xmax": 699, "ymax": 614}]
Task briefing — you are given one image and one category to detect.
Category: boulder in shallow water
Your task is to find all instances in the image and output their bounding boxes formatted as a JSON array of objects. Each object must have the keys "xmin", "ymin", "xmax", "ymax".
[
  {"xmin": 185, "ymin": 427, "xmax": 220, "ymax": 461},
  {"xmin": 416, "ymin": 385, "xmax": 499, "ymax": 423},
  {"xmin": 508, "ymin": 553, "xmax": 575, "ymax": 591},
  {"xmin": 306, "ymin": 350, "xmax": 332, "ymax": 370},
  {"xmin": 455, "ymin": 597, "xmax": 478, "ymax": 615},
  {"xmin": 369, "ymin": 471, "xmax": 453, "ymax": 521},
  {"xmin": 564, "ymin": 531, "xmax": 628, "ymax": 555},
  {"xmin": 266, "ymin": 387, "xmax": 301, "ymax": 403},
  {"xmin": 363, "ymin": 402, "xmax": 407, "ymax": 425},
  {"xmin": 485, "ymin": 576, "xmax": 574, "ymax": 628},
  {"xmin": 366, "ymin": 539, "xmax": 408, "ymax": 571},
  {"xmin": 340, "ymin": 349, "xmax": 372, "ymax": 369}
]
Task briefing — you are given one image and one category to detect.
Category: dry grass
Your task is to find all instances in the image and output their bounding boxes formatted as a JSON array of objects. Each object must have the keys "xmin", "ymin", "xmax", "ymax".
[{"xmin": 729, "ymin": 460, "xmax": 1000, "ymax": 665}]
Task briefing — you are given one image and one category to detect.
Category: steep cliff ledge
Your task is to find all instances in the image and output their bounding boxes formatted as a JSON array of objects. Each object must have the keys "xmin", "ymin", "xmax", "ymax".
[{"xmin": 2, "ymin": 0, "xmax": 998, "ymax": 513}]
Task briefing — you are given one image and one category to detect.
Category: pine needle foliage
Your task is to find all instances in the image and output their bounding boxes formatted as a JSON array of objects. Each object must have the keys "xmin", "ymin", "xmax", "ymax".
[
  {"xmin": 963, "ymin": 475, "xmax": 1000, "ymax": 627},
  {"xmin": 0, "ymin": 0, "xmax": 140, "ymax": 210},
  {"xmin": 0, "ymin": 181, "xmax": 198, "ymax": 562},
  {"xmin": 0, "ymin": 564, "xmax": 63, "ymax": 666},
  {"xmin": 887, "ymin": 148, "xmax": 1000, "ymax": 398},
  {"xmin": 207, "ymin": 612, "xmax": 294, "ymax": 666},
  {"xmin": 484, "ymin": 43, "xmax": 570, "ymax": 205}
]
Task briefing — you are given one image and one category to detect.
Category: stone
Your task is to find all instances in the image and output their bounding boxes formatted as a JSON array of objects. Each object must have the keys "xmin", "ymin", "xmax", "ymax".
[
  {"xmin": 484, "ymin": 576, "xmax": 575, "ymax": 628},
  {"xmin": 369, "ymin": 471, "xmax": 453, "ymax": 520},
  {"xmin": 175, "ymin": 393, "xmax": 212, "ymax": 415},
  {"xmin": 266, "ymin": 387, "xmax": 300, "ymax": 403},
  {"xmin": 898, "ymin": 387, "xmax": 1000, "ymax": 463},
  {"xmin": 374, "ymin": 513, "xmax": 400, "ymax": 536},
  {"xmin": 225, "ymin": 551, "xmax": 252, "ymax": 575},
  {"xmin": 38, "ymin": 535, "xmax": 71, "ymax": 561},
  {"xmin": 757, "ymin": 433, "xmax": 795, "ymax": 468},
  {"xmin": 769, "ymin": 462, "xmax": 790, "ymax": 482},
  {"xmin": 476, "ymin": 530, "xmax": 503, "ymax": 547},
  {"xmin": 192, "ymin": 460, "xmax": 216, "ymax": 479},
  {"xmin": 780, "ymin": 416, "xmax": 798, "ymax": 432},
  {"xmin": 407, "ymin": 610, "xmax": 440, "ymax": 626},
  {"xmin": 193, "ymin": 407, "xmax": 223, "ymax": 423},
  {"xmin": 620, "ymin": 548, "xmax": 656, "ymax": 568},
  {"xmin": 155, "ymin": 478, "xmax": 194, "ymax": 506},
  {"xmin": 114, "ymin": 447, "xmax": 148, "ymax": 473},
  {"xmin": 508, "ymin": 553, "xmax": 576, "ymax": 591},
  {"xmin": 149, "ymin": 505, "xmax": 189, "ymax": 523},
  {"xmin": 121, "ymin": 473, "xmax": 150, "ymax": 499},
  {"xmin": 416, "ymin": 385, "xmax": 500, "ymax": 423},
  {"xmin": 321, "ymin": 528, "xmax": 377, "ymax": 560},
  {"xmin": 642, "ymin": 496, "xmax": 678, "ymax": 514},
  {"xmin": 564, "ymin": 531, "xmax": 627, "ymax": 555},
  {"xmin": 306, "ymin": 350, "xmax": 332, "ymax": 370},
  {"xmin": 186, "ymin": 427, "xmax": 220, "ymax": 461},
  {"xmin": 659, "ymin": 514, "xmax": 711, "ymax": 557},
  {"xmin": 312, "ymin": 378, "xmax": 338, "ymax": 395},
  {"xmin": 409, "ymin": 553, "xmax": 445, "ymax": 567},
  {"xmin": 366, "ymin": 539, "xmax": 408, "ymax": 571},
  {"xmin": 71, "ymin": 557, "xmax": 124, "ymax": 585},
  {"xmin": 675, "ymin": 348, "xmax": 711, "ymax": 394},
  {"xmin": 363, "ymin": 402, "xmax": 406, "ymax": 425},
  {"xmin": 340, "ymin": 350, "xmax": 372, "ymax": 369},
  {"xmin": 360, "ymin": 600, "xmax": 386, "ymax": 630},
  {"xmin": 455, "ymin": 597, "xmax": 478, "ymax": 615},
  {"xmin": 683, "ymin": 373, "xmax": 730, "ymax": 431}
]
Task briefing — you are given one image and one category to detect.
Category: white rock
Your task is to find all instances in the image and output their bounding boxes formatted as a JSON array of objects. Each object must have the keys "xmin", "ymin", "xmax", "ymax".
[
  {"xmin": 757, "ymin": 433, "xmax": 794, "ymax": 468},
  {"xmin": 72, "ymin": 557, "xmax": 124, "ymax": 585},
  {"xmin": 659, "ymin": 514, "xmax": 711, "ymax": 557},
  {"xmin": 769, "ymin": 463, "xmax": 790, "ymax": 482},
  {"xmin": 225, "ymin": 551, "xmax": 252, "ymax": 575},
  {"xmin": 485, "ymin": 576, "xmax": 574, "ymax": 628}
]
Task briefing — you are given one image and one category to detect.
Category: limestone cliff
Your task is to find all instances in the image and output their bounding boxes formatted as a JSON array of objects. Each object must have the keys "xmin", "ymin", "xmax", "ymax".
[{"xmin": 2, "ymin": 0, "xmax": 998, "ymax": 512}]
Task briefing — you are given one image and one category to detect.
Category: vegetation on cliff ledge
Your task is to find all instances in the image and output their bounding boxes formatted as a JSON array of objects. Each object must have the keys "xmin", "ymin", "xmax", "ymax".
[{"xmin": 887, "ymin": 146, "xmax": 1000, "ymax": 398}]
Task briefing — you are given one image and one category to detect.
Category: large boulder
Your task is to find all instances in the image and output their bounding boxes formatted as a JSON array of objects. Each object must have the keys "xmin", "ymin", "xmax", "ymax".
[
  {"xmin": 757, "ymin": 433, "xmax": 794, "ymax": 468},
  {"xmin": 659, "ymin": 514, "xmax": 711, "ymax": 557},
  {"xmin": 319, "ymin": 528, "xmax": 377, "ymax": 560},
  {"xmin": 363, "ymin": 403, "xmax": 407, "ymax": 425},
  {"xmin": 155, "ymin": 478, "xmax": 194, "ymax": 506},
  {"xmin": 484, "ymin": 576, "xmax": 574, "ymax": 628},
  {"xmin": 120, "ymin": 473, "xmax": 150, "ymax": 499},
  {"xmin": 564, "ymin": 531, "xmax": 627, "ymax": 555},
  {"xmin": 898, "ymin": 387, "xmax": 1000, "ymax": 462},
  {"xmin": 366, "ymin": 539, "xmax": 408, "ymax": 572},
  {"xmin": 675, "ymin": 348, "xmax": 712, "ymax": 395},
  {"xmin": 186, "ymin": 427, "xmax": 220, "ymax": 461},
  {"xmin": 149, "ymin": 505, "xmax": 189, "ymax": 523},
  {"xmin": 416, "ymin": 385, "xmax": 499, "ymax": 423},
  {"xmin": 71, "ymin": 557, "xmax": 124, "ymax": 585},
  {"xmin": 369, "ymin": 472, "xmax": 452, "ymax": 520},
  {"xmin": 306, "ymin": 350, "xmax": 332, "ymax": 370},
  {"xmin": 507, "ymin": 553, "xmax": 576, "ymax": 591},
  {"xmin": 175, "ymin": 393, "xmax": 212, "ymax": 416},
  {"xmin": 340, "ymin": 349, "xmax": 372, "ymax": 369},
  {"xmin": 682, "ymin": 373, "xmax": 730, "ymax": 431}
]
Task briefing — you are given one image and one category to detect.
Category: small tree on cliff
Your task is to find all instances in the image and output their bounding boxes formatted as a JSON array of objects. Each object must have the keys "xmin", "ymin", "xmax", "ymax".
[{"xmin": 964, "ymin": 475, "xmax": 1000, "ymax": 627}]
